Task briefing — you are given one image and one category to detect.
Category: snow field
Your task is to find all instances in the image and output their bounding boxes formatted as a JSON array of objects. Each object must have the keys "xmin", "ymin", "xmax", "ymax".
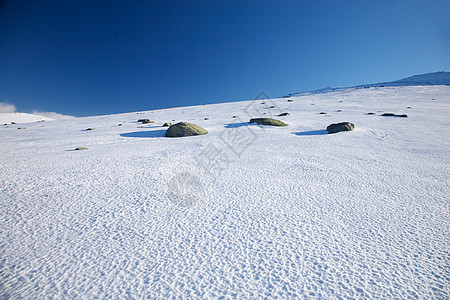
[{"xmin": 0, "ymin": 85, "xmax": 449, "ymax": 298}]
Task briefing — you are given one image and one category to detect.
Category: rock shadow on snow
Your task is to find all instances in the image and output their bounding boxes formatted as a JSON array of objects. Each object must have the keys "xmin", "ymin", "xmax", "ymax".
[
  {"xmin": 224, "ymin": 122, "xmax": 253, "ymax": 128},
  {"xmin": 120, "ymin": 130, "xmax": 166, "ymax": 138},
  {"xmin": 294, "ymin": 130, "xmax": 328, "ymax": 136}
]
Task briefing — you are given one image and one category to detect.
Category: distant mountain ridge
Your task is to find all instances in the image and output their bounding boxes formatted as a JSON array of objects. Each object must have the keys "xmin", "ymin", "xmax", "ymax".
[
  {"xmin": 358, "ymin": 71, "xmax": 450, "ymax": 87},
  {"xmin": 291, "ymin": 71, "xmax": 450, "ymax": 96}
]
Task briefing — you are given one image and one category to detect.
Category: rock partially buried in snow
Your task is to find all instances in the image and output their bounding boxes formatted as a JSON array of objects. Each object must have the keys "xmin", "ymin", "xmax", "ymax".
[
  {"xmin": 278, "ymin": 113, "xmax": 290, "ymax": 116},
  {"xmin": 162, "ymin": 122, "xmax": 172, "ymax": 127},
  {"xmin": 165, "ymin": 122, "xmax": 208, "ymax": 137},
  {"xmin": 75, "ymin": 147, "xmax": 89, "ymax": 151},
  {"xmin": 381, "ymin": 113, "xmax": 408, "ymax": 118},
  {"xmin": 326, "ymin": 122, "xmax": 355, "ymax": 134},
  {"xmin": 138, "ymin": 119, "xmax": 154, "ymax": 124},
  {"xmin": 249, "ymin": 118, "xmax": 288, "ymax": 126}
]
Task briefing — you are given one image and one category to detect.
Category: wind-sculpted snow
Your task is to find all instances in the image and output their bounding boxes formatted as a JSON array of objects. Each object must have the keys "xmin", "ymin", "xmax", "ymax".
[{"xmin": 0, "ymin": 85, "xmax": 449, "ymax": 298}]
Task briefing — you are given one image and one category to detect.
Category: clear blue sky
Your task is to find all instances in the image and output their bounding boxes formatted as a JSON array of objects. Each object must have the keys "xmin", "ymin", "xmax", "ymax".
[{"xmin": 1, "ymin": 0, "xmax": 449, "ymax": 117}]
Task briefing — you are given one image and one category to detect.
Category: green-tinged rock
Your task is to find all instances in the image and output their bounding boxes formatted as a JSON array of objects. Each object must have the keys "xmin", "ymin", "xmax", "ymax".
[
  {"xmin": 165, "ymin": 122, "xmax": 208, "ymax": 137},
  {"xmin": 326, "ymin": 122, "xmax": 355, "ymax": 134},
  {"xmin": 249, "ymin": 118, "xmax": 288, "ymax": 126}
]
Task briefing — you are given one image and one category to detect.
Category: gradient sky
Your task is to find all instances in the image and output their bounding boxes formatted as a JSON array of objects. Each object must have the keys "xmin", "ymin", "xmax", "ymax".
[{"xmin": 1, "ymin": 0, "xmax": 449, "ymax": 117}]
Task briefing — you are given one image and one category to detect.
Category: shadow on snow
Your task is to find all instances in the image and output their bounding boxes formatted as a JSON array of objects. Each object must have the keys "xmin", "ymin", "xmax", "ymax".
[
  {"xmin": 224, "ymin": 122, "xmax": 254, "ymax": 128},
  {"xmin": 294, "ymin": 130, "xmax": 328, "ymax": 136},
  {"xmin": 120, "ymin": 130, "xmax": 166, "ymax": 138}
]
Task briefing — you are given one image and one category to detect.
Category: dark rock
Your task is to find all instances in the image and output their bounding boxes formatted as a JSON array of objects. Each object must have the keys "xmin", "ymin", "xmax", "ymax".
[
  {"xmin": 366, "ymin": 112, "xmax": 376, "ymax": 115},
  {"xmin": 165, "ymin": 122, "xmax": 208, "ymax": 138},
  {"xmin": 17, "ymin": 127, "xmax": 26, "ymax": 130},
  {"xmin": 319, "ymin": 112, "xmax": 327, "ymax": 115},
  {"xmin": 381, "ymin": 113, "xmax": 408, "ymax": 118},
  {"xmin": 326, "ymin": 122, "xmax": 355, "ymax": 134},
  {"xmin": 231, "ymin": 115, "xmax": 237, "ymax": 118},
  {"xmin": 75, "ymin": 147, "xmax": 89, "ymax": 150},
  {"xmin": 11, "ymin": 122, "xmax": 17, "ymax": 124},
  {"xmin": 269, "ymin": 106, "xmax": 275, "ymax": 108},
  {"xmin": 86, "ymin": 128, "xmax": 95, "ymax": 131},
  {"xmin": 337, "ymin": 110, "xmax": 342, "ymax": 112},
  {"xmin": 278, "ymin": 113, "xmax": 290, "ymax": 116},
  {"xmin": 249, "ymin": 118, "xmax": 288, "ymax": 126},
  {"xmin": 287, "ymin": 99, "xmax": 294, "ymax": 102},
  {"xmin": 138, "ymin": 119, "xmax": 154, "ymax": 124},
  {"xmin": 204, "ymin": 118, "xmax": 209, "ymax": 120},
  {"xmin": 118, "ymin": 124, "xmax": 123, "ymax": 126},
  {"xmin": 162, "ymin": 122, "xmax": 172, "ymax": 127}
]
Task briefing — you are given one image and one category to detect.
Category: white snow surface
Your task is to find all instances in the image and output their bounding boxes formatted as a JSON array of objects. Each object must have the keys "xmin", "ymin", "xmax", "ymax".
[
  {"xmin": 1, "ymin": 85, "xmax": 449, "ymax": 298},
  {"xmin": 0, "ymin": 112, "xmax": 54, "ymax": 124}
]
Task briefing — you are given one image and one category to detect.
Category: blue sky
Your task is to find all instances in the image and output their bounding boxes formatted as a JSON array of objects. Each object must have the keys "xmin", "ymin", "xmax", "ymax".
[{"xmin": 1, "ymin": 0, "xmax": 449, "ymax": 117}]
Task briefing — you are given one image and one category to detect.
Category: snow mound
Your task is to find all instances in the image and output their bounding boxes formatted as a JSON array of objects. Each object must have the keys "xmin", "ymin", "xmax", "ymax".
[{"xmin": 0, "ymin": 112, "xmax": 54, "ymax": 124}]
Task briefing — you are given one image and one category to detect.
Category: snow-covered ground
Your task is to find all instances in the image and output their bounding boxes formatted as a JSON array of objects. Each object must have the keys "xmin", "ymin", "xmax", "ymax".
[{"xmin": 1, "ymin": 83, "xmax": 449, "ymax": 298}]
